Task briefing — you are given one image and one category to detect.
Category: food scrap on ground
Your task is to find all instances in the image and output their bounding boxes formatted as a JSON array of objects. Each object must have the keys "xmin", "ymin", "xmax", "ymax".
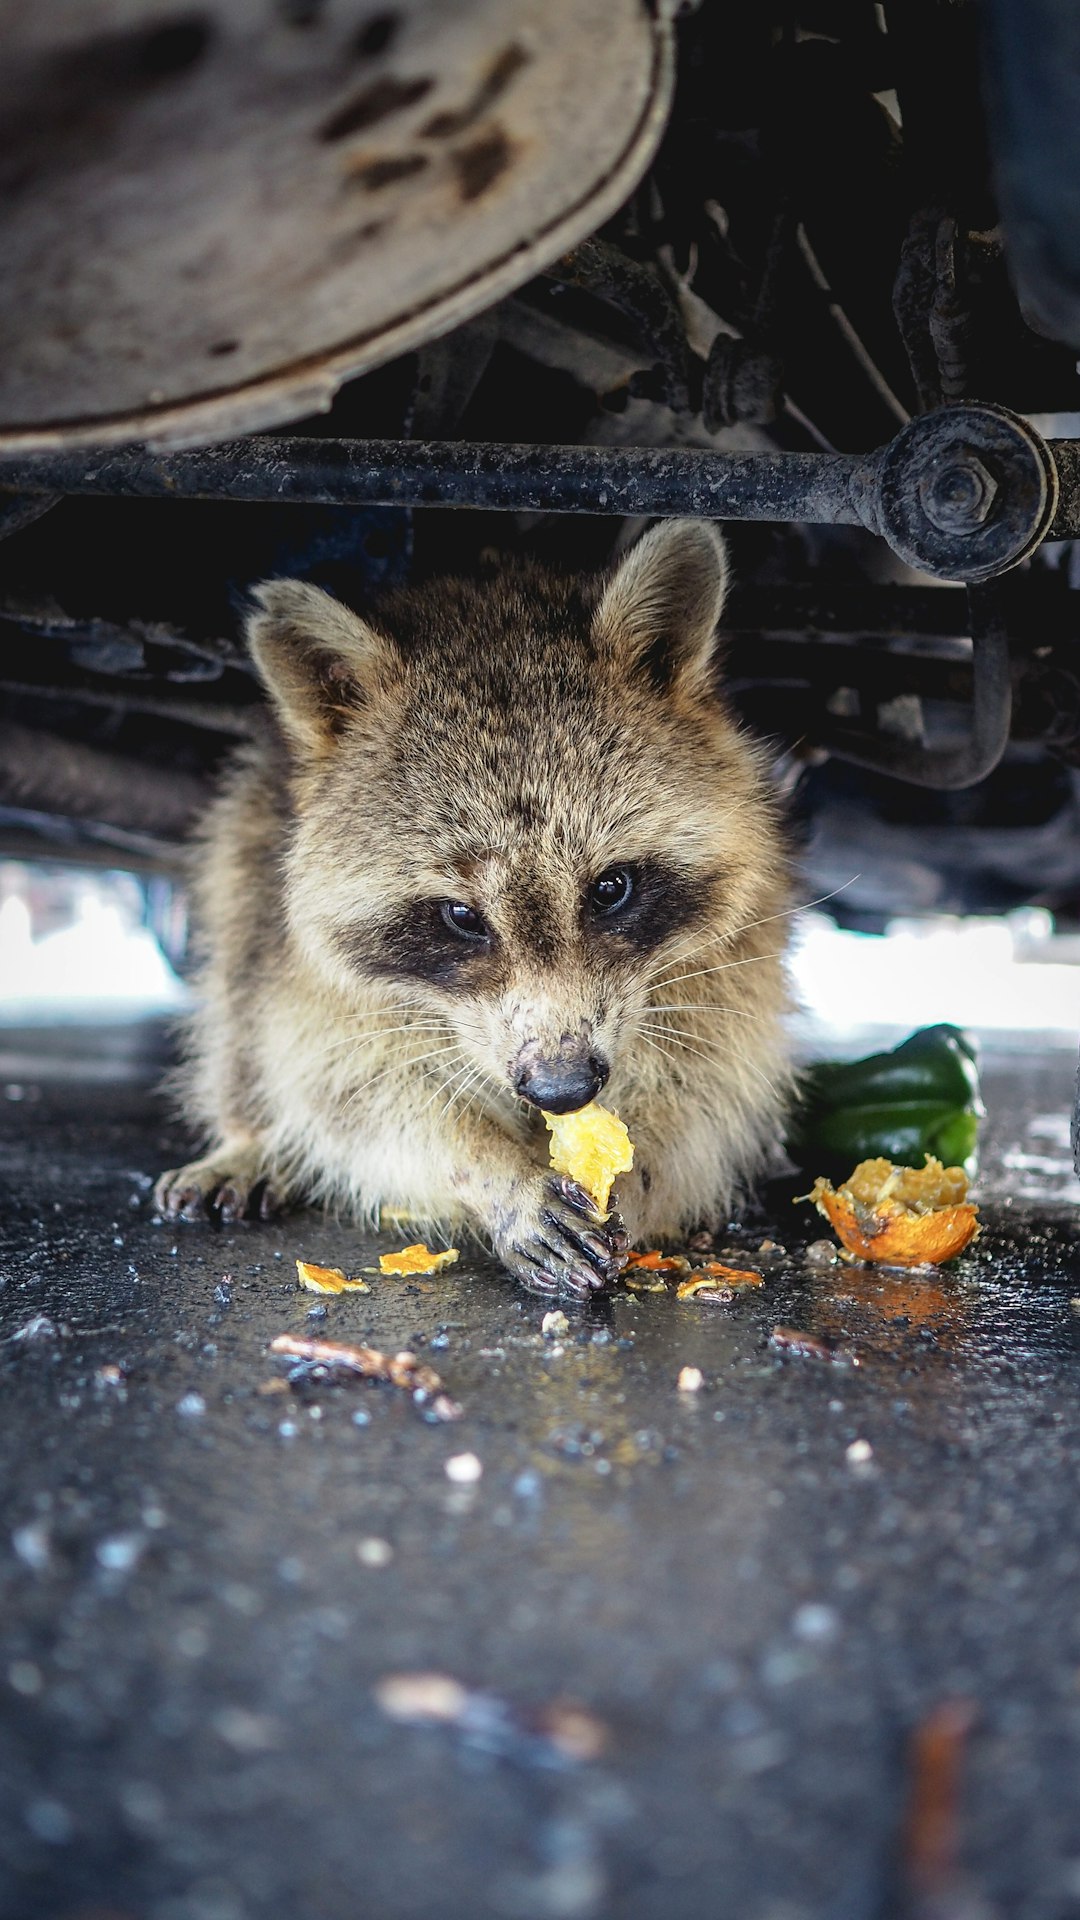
[
  {"xmin": 543, "ymin": 1101, "xmax": 634, "ymax": 1214},
  {"xmin": 692, "ymin": 1261, "xmax": 764, "ymax": 1289},
  {"xmin": 374, "ymin": 1672, "xmax": 608, "ymax": 1767},
  {"xmin": 804, "ymin": 1156, "xmax": 980, "ymax": 1265},
  {"xmin": 900, "ymin": 1698, "xmax": 978, "ymax": 1909},
  {"xmin": 269, "ymin": 1333, "xmax": 461, "ymax": 1419},
  {"xmin": 624, "ymin": 1249, "xmax": 692, "ymax": 1275},
  {"xmin": 378, "ymin": 1243, "xmax": 459, "ymax": 1276},
  {"xmin": 769, "ymin": 1325, "xmax": 858, "ymax": 1364},
  {"xmin": 675, "ymin": 1275, "xmax": 735, "ymax": 1301},
  {"xmin": 295, "ymin": 1258, "xmax": 370, "ymax": 1295}
]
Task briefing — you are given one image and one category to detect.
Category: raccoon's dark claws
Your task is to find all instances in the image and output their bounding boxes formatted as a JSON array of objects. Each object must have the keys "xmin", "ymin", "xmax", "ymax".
[
  {"xmin": 155, "ymin": 1148, "xmax": 281, "ymax": 1225},
  {"xmin": 496, "ymin": 1172, "xmax": 627, "ymax": 1299}
]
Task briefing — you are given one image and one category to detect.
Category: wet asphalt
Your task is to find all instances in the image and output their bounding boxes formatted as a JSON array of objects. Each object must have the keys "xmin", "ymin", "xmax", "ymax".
[{"xmin": 1, "ymin": 1026, "xmax": 1080, "ymax": 1920}]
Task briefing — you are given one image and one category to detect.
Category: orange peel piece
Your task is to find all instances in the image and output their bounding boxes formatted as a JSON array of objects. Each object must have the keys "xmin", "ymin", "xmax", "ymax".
[
  {"xmin": 543, "ymin": 1101, "xmax": 634, "ymax": 1216},
  {"xmin": 378, "ymin": 1243, "xmax": 460, "ymax": 1276},
  {"xmin": 296, "ymin": 1259, "xmax": 370, "ymax": 1295},
  {"xmin": 804, "ymin": 1156, "xmax": 979, "ymax": 1266},
  {"xmin": 624, "ymin": 1249, "xmax": 691, "ymax": 1274},
  {"xmin": 695, "ymin": 1262, "xmax": 765, "ymax": 1288}
]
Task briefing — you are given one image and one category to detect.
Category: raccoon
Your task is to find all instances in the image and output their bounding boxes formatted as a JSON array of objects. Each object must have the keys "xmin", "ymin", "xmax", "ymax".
[{"xmin": 155, "ymin": 520, "xmax": 796, "ymax": 1298}]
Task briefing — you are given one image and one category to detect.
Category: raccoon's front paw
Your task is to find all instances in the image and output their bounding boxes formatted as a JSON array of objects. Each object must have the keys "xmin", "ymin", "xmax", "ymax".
[
  {"xmin": 154, "ymin": 1146, "xmax": 281, "ymax": 1225},
  {"xmin": 494, "ymin": 1172, "xmax": 629, "ymax": 1300}
]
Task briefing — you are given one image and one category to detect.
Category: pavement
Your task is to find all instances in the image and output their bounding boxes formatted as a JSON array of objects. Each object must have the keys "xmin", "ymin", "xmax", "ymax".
[{"xmin": 2, "ymin": 1024, "xmax": 1080, "ymax": 1920}]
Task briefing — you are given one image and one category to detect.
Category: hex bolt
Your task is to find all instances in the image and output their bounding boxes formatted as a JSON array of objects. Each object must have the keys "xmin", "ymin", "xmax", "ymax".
[{"xmin": 917, "ymin": 453, "xmax": 998, "ymax": 535}]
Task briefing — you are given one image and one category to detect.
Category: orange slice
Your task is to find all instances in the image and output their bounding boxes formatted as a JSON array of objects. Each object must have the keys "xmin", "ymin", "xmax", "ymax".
[{"xmin": 805, "ymin": 1156, "xmax": 979, "ymax": 1266}]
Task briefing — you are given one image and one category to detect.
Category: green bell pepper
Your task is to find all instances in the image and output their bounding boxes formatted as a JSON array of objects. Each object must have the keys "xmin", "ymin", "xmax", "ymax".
[{"xmin": 784, "ymin": 1023, "xmax": 984, "ymax": 1181}]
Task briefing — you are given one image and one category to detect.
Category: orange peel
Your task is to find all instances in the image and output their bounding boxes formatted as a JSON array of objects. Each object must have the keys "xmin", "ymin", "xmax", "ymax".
[
  {"xmin": 694, "ymin": 1261, "xmax": 764, "ymax": 1288},
  {"xmin": 624, "ymin": 1249, "xmax": 691, "ymax": 1275},
  {"xmin": 378, "ymin": 1243, "xmax": 460, "ymax": 1276},
  {"xmin": 543, "ymin": 1101, "xmax": 634, "ymax": 1215},
  {"xmin": 804, "ymin": 1155, "xmax": 979, "ymax": 1266},
  {"xmin": 295, "ymin": 1259, "xmax": 370, "ymax": 1295}
]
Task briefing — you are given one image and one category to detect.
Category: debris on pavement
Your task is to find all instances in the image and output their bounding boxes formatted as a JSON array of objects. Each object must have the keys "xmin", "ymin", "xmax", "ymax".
[
  {"xmin": 444, "ymin": 1451, "xmax": 483, "ymax": 1483},
  {"xmin": 295, "ymin": 1258, "xmax": 370, "ymax": 1295},
  {"xmin": 803, "ymin": 1157, "xmax": 980, "ymax": 1265},
  {"xmin": 769, "ymin": 1325, "xmax": 858, "ymax": 1365},
  {"xmin": 624, "ymin": 1250, "xmax": 692, "ymax": 1275},
  {"xmin": 374, "ymin": 1672, "xmax": 609, "ymax": 1768},
  {"xmin": 377, "ymin": 1243, "xmax": 460, "ymax": 1275},
  {"xmin": 677, "ymin": 1366, "xmax": 705, "ymax": 1392},
  {"xmin": 269, "ymin": 1333, "xmax": 462, "ymax": 1418},
  {"xmin": 541, "ymin": 1310, "xmax": 569, "ymax": 1337},
  {"xmin": 897, "ymin": 1698, "xmax": 988, "ymax": 1920}
]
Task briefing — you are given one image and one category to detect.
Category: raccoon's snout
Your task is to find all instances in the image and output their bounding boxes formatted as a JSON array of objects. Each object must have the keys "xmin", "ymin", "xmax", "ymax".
[{"xmin": 512, "ymin": 1037, "xmax": 610, "ymax": 1114}]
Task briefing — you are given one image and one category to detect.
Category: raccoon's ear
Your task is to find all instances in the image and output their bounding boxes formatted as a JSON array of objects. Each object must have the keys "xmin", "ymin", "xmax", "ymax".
[
  {"xmin": 592, "ymin": 520, "xmax": 730, "ymax": 702},
  {"xmin": 246, "ymin": 579, "xmax": 398, "ymax": 756}
]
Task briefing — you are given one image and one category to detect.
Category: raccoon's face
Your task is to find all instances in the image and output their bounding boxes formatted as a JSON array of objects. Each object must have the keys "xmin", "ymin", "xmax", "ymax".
[{"xmin": 248, "ymin": 521, "xmax": 782, "ymax": 1114}]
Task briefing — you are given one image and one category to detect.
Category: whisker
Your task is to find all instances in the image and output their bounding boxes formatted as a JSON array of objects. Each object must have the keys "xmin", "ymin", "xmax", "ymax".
[
  {"xmin": 339, "ymin": 1042, "xmax": 462, "ymax": 1117},
  {"xmin": 639, "ymin": 1021, "xmax": 781, "ymax": 1102},
  {"xmin": 643, "ymin": 876, "xmax": 860, "ymax": 995}
]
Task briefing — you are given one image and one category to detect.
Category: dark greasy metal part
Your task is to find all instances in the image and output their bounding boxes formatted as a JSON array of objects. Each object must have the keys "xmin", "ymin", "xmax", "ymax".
[
  {"xmin": 0, "ymin": 723, "xmax": 208, "ymax": 840},
  {"xmin": 982, "ymin": 0, "xmax": 1080, "ymax": 347},
  {"xmin": 819, "ymin": 587, "xmax": 1011, "ymax": 791},
  {"xmin": 865, "ymin": 404, "xmax": 1059, "ymax": 581},
  {"xmin": 0, "ymin": 405, "xmax": 1065, "ymax": 584},
  {"xmin": 549, "ymin": 239, "xmax": 692, "ymax": 414},
  {"xmin": 701, "ymin": 338, "xmax": 784, "ymax": 431},
  {"xmin": 0, "ymin": 437, "xmax": 863, "ymax": 529},
  {"xmin": 0, "ymin": 493, "xmax": 59, "ymax": 542}
]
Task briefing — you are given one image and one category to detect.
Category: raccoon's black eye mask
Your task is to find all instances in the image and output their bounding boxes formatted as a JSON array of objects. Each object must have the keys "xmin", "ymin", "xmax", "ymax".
[{"xmin": 584, "ymin": 858, "xmax": 705, "ymax": 952}]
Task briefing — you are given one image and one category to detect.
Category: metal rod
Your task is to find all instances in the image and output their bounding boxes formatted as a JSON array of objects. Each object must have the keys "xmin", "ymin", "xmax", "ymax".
[
  {"xmin": 0, "ymin": 437, "xmax": 868, "ymax": 527},
  {"xmin": 819, "ymin": 586, "xmax": 1012, "ymax": 789}
]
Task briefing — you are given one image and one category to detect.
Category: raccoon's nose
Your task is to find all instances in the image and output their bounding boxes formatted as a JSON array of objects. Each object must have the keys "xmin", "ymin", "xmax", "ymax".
[{"xmin": 514, "ymin": 1052, "xmax": 609, "ymax": 1113}]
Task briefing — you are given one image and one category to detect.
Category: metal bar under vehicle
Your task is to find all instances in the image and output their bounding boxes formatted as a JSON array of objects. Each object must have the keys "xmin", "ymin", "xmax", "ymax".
[
  {"xmin": 0, "ymin": 402, "xmax": 1071, "ymax": 580},
  {"xmin": 0, "ymin": 437, "xmax": 862, "ymax": 530}
]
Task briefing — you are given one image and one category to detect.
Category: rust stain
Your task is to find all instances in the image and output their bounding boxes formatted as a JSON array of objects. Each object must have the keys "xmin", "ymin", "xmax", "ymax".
[
  {"xmin": 345, "ymin": 151, "xmax": 429, "ymax": 191},
  {"xmin": 421, "ymin": 42, "xmax": 530, "ymax": 141},
  {"xmin": 452, "ymin": 125, "xmax": 515, "ymax": 203},
  {"xmin": 320, "ymin": 73, "xmax": 433, "ymax": 143}
]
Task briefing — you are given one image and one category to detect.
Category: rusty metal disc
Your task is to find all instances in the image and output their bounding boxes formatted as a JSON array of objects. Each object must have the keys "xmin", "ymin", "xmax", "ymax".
[{"xmin": 0, "ymin": 0, "xmax": 673, "ymax": 451}]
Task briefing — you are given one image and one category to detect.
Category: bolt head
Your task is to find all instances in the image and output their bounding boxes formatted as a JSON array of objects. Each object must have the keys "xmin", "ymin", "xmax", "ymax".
[{"xmin": 918, "ymin": 453, "xmax": 998, "ymax": 534}]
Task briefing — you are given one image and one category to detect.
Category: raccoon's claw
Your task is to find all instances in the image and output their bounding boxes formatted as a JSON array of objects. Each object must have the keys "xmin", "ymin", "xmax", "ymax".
[
  {"xmin": 154, "ymin": 1150, "xmax": 281, "ymax": 1225},
  {"xmin": 497, "ymin": 1172, "xmax": 628, "ymax": 1300}
]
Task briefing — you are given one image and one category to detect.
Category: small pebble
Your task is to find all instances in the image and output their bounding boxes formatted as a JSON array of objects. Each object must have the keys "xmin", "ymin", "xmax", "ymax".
[
  {"xmin": 542, "ymin": 1310, "xmax": 569, "ymax": 1338},
  {"xmin": 677, "ymin": 1366, "xmax": 704, "ymax": 1393},
  {"xmin": 846, "ymin": 1438, "xmax": 873, "ymax": 1465},
  {"xmin": 352, "ymin": 1408, "xmax": 371, "ymax": 1427},
  {"xmin": 356, "ymin": 1537, "xmax": 393, "ymax": 1568},
  {"xmin": 804, "ymin": 1239, "xmax": 839, "ymax": 1268},
  {"xmin": 8, "ymin": 1660, "xmax": 42, "ymax": 1696},
  {"xmin": 792, "ymin": 1602, "xmax": 839, "ymax": 1642},
  {"xmin": 176, "ymin": 1392, "xmax": 205, "ymax": 1418},
  {"xmin": 444, "ymin": 1452, "xmax": 483, "ymax": 1484}
]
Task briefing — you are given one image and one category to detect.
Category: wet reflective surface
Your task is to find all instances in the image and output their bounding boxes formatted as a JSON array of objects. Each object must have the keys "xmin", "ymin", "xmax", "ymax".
[{"xmin": 2, "ymin": 1029, "xmax": 1080, "ymax": 1920}]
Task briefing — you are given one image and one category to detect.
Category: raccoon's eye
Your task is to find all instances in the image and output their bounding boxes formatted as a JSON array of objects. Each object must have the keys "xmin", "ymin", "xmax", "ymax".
[
  {"xmin": 440, "ymin": 900, "xmax": 489, "ymax": 940},
  {"xmin": 588, "ymin": 866, "xmax": 635, "ymax": 916}
]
